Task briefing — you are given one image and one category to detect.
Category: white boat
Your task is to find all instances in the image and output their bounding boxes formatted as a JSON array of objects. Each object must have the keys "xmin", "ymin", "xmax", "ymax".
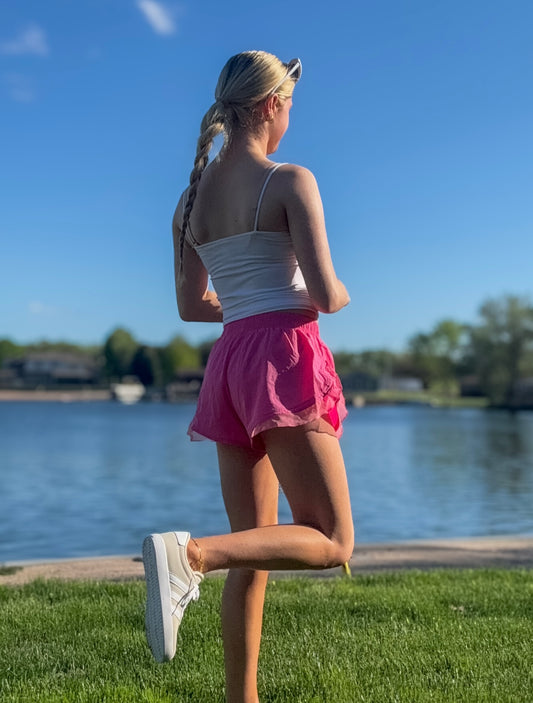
[{"xmin": 111, "ymin": 378, "xmax": 145, "ymax": 404}]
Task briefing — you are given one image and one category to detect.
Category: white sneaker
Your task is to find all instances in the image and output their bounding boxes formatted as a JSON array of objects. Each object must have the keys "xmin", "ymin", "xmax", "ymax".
[{"xmin": 142, "ymin": 531, "xmax": 204, "ymax": 662}]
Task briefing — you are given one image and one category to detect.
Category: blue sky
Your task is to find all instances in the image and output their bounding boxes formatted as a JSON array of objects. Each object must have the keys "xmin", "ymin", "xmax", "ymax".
[{"xmin": 1, "ymin": 1, "xmax": 532, "ymax": 353}]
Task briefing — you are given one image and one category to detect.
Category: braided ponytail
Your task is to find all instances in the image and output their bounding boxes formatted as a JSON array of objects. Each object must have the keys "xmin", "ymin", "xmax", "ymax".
[
  {"xmin": 179, "ymin": 51, "xmax": 298, "ymax": 270},
  {"xmin": 179, "ymin": 102, "xmax": 225, "ymax": 268}
]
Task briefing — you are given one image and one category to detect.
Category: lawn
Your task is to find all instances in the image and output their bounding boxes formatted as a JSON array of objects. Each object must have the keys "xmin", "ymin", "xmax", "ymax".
[
  {"xmin": 1, "ymin": 569, "xmax": 532, "ymax": 702},
  {"xmin": 359, "ymin": 390, "xmax": 488, "ymax": 408}
]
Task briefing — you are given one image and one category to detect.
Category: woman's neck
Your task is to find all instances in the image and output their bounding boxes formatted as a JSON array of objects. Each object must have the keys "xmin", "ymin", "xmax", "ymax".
[{"xmin": 222, "ymin": 129, "xmax": 270, "ymax": 162}]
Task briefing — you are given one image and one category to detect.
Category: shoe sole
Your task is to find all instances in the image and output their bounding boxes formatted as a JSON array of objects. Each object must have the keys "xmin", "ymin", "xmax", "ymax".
[{"xmin": 142, "ymin": 533, "xmax": 173, "ymax": 663}]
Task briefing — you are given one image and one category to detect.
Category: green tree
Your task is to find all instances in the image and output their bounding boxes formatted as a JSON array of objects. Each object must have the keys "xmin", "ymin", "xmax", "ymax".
[
  {"xmin": 468, "ymin": 295, "xmax": 533, "ymax": 406},
  {"xmin": 103, "ymin": 328, "xmax": 137, "ymax": 380},
  {"xmin": 408, "ymin": 319, "xmax": 466, "ymax": 394},
  {"xmin": 160, "ymin": 335, "xmax": 201, "ymax": 382},
  {"xmin": 198, "ymin": 338, "xmax": 218, "ymax": 368},
  {"xmin": 333, "ymin": 350, "xmax": 397, "ymax": 378},
  {"xmin": 332, "ymin": 351, "xmax": 359, "ymax": 377},
  {"xmin": 358, "ymin": 350, "xmax": 398, "ymax": 378},
  {"xmin": 131, "ymin": 345, "xmax": 163, "ymax": 387},
  {"xmin": 0, "ymin": 339, "xmax": 23, "ymax": 366}
]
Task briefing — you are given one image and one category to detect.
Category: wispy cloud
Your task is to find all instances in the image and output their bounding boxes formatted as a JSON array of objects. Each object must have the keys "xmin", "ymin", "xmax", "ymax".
[
  {"xmin": 0, "ymin": 24, "xmax": 49, "ymax": 56},
  {"xmin": 3, "ymin": 73, "xmax": 36, "ymax": 102},
  {"xmin": 136, "ymin": 0, "xmax": 177, "ymax": 35},
  {"xmin": 28, "ymin": 301, "xmax": 58, "ymax": 316}
]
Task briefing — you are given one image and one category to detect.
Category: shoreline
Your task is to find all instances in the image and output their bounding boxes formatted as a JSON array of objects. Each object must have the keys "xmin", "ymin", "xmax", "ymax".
[
  {"xmin": 0, "ymin": 389, "xmax": 112, "ymax": 402},
  {"xmin": 2, "ymin": 535, "xmax": 532, "ymax": 586},
  {"xmin": 2, "ymin": 389, "xmax": 530, "ymax": 410}
]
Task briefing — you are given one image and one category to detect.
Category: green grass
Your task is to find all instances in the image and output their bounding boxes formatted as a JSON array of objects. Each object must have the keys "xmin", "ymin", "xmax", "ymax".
[
  {"xmin": 359, "ymin": 390, "xmax": 488, "ymax": 409},
  {"xmin": 1, "ymin": 570, "xmax": 532, "ymax": 702}
]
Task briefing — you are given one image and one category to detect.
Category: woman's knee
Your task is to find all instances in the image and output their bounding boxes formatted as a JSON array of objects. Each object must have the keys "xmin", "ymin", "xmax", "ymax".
[
  {"xmin": 297, "ymin": 519, "xmax": 354, "ymax": 568},
  {"xmin": 324, "ymin": 528, "xmax": 354, "ymax": 568},
  {"xmin": 338, "ymin": 532, "xmax": 355, "ymax": 565}
]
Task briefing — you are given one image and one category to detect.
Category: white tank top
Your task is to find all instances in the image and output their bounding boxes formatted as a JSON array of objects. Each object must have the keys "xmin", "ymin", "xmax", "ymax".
[{"xmin": 186, "ymin": 163, "xmax": 317, "ymax": 325}]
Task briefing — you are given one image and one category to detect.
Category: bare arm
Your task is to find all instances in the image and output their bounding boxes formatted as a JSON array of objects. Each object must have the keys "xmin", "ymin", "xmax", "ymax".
[
  {"xmin": 283, "ymin": 166, "xmax": 350, "ymax": 314},
  {"xmin": 172, "ymin": 205, "xmax": 223, "ymax": 323}
]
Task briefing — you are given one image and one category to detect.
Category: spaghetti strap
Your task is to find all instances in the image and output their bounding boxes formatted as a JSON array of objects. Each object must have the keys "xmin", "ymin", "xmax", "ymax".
[{"xmin": 253, "ymin": 163, "xmax": 286, "ymax": 231}]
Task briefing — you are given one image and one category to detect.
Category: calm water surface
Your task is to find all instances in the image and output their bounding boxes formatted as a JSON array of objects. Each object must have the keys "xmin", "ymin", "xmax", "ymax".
[{"xmin": 1, "ymin": 402, "xmax": 532, "ymax": 561}]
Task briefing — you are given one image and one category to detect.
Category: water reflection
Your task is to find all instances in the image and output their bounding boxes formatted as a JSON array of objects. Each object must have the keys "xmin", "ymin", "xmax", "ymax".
[
  {"xmin": 0, "ymin": 403, "xmax": 532, "ymax": 561},
  {"xmin": 342, "ymin": 406, "xmax": 533, "ymax": 543}
]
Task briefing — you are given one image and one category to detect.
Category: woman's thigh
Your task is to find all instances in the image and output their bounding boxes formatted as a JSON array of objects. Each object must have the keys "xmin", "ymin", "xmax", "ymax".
[
  {"xmin": 217, "ymin": 443, "xmax": 279, "ymax": 531},
  {"xmin": 261, "ymin": 425, "xmax": 354, "ymax": 546}
]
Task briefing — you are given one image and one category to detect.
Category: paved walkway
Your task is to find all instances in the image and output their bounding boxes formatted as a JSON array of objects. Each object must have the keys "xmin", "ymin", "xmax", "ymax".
[{"xmin": 2, "ymin": 536, "xmax": 532, "ymax": 586}]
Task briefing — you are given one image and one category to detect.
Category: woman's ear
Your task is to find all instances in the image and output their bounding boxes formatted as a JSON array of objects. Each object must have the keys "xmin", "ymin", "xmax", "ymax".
[{"xmin": 262, "ymin": 94, "xmax": 279, "ymax": 121}]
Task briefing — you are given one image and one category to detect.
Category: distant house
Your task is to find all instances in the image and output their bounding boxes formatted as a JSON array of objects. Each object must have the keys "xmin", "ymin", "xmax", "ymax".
[
  {"xmin": 459, "ymin": 375, "xmax": 484, "ymax": 397},
  {"xmin": 165, "ymin": 370, "xmax": 205, "ymax": 402},
  {"xmin": 511, "ymin": 378, "xmax": 533, "ymax": 409},
  {"xmin": 378, "ymin": 376, "xmax": 424, "ymax": 393},
  {"xmin": 339, "ymin": 371, "xmax": 378, "ymax": 393},
  {"xmin": 3, "ymin": 352, "xmax": 99, "ymax": 387},
  {"xmin": 0, "ymin": 366, "xmax": 18, "ymax": 387}
]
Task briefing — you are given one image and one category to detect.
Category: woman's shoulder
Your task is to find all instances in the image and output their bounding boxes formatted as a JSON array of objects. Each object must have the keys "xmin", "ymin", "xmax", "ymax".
[
  {"xmin": 276, "ymin": 161, "xmax": 315, "ymax": 179},
  {"xmin": 274, "ymin": 162, "xmax": 321, "ymax": 201}
]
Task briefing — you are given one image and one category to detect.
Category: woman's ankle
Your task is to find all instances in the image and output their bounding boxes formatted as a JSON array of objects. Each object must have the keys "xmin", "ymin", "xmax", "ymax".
[{"xmin": 188, "ymin": 536, "xmax": 205, "ymax": 573}]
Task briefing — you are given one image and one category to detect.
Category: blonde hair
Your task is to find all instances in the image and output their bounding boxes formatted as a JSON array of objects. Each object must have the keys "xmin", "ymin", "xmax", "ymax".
[{"xmin": 179, "ymin": 51, "xmax": 298, "ymax": 266}]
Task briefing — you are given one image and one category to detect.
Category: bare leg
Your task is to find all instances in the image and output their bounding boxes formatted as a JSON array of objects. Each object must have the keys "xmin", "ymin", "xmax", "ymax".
[
  {"xmin": 217, "ymin": 444, "xmax": 279, "ymax": 703},
  {"xmin": 190, "ymin": 426, "xmax": 354, "ymax": 573},
  {"xmin": 180, "ymin": 425, "xmax": 353, "ymax": 703}
]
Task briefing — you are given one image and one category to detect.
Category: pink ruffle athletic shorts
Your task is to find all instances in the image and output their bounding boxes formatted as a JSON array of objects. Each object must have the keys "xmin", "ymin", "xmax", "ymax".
[{"xmin": 187, "ymin": 311, "xmax": 347, "ymax": 451}]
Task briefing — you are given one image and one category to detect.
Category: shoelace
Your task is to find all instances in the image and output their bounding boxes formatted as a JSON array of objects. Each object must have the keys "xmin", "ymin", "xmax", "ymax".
[
  {"xmin": 179, "ymin": 584, "xmax": 200, "ymax": 609},
  {"xmin": 169, "ymin": 580, "xmax": 200, "ymax": 616}
]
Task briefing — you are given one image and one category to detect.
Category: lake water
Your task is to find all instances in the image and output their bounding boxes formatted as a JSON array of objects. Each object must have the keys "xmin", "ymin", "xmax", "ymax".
[{"xmin": 1, "ymin": 402, "xmax": 532, "ymax": 562}]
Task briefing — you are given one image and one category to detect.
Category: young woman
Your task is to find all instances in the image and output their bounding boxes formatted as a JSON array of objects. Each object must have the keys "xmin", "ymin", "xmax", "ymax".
[{"xmin": 143, "ymin": 50, "xmax": 354, "ymax": 703}]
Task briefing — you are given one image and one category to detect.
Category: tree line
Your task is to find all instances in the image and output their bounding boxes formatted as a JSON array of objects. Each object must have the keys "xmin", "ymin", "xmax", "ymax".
[
  {"xmin": 0, "ymin": 331, "xmax": 215, "ymax": 389},
  {"xmin": 101, "ymin": 329, "xmax": 215, "ymax": 387},
  {"xmin": 334, "ymin": 295, "xmax": 533, "ymax": 406},
  {"xmin": 1, "ymin": 294, "xmax": 532, "ymax": 406}
]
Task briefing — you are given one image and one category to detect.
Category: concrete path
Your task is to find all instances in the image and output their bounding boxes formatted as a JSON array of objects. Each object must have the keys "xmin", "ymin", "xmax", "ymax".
[{"xmin": 2, "ymin": 536, "xmax": 532, "ymax": 586}]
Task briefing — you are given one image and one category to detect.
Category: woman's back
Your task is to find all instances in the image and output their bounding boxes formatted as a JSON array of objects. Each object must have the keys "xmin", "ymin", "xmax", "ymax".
[
  {"xmin": 175, "ymin": 51, "xmax": 349, "ymax": 321},
  {"xmin": 185, "ymin": 157, "xmax": 291, "ymax": 244},
  {"xmin": 184, "ymin": 160, "xmax": 317, "ymax": 324}
]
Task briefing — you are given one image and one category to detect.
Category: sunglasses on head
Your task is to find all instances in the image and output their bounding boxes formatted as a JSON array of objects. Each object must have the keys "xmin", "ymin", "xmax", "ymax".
[{"xmin": 267, "ymin": 58, "xmax": 302, "ymax": 96}]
